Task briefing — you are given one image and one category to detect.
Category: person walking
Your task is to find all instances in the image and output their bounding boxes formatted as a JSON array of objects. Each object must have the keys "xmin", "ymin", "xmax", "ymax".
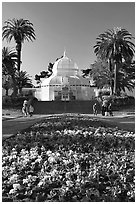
[
  {"xmin": 108, "ymin": 103, "xmax": 113, "ymax": 116},
  {"xmin": 101, "ymin": 101, "xmax": 106, "ymax": 116},
  {"xmin": 102, "ymin": 100, "xmax": 109, "ymax": 116},
  {"xmin": 105, "ymin": 103, "xmax": 109, "ymax": 116},
  {"xmin": 93, "ymin": 103, "xmax": 97, "ymax": 115},
  {"xmin": 27, "ymin": 98, "xmax": 34, "ymax": 117},
  {"xmin": 22, "ymin": 99, "xmax": 28, "ymax": 116}
]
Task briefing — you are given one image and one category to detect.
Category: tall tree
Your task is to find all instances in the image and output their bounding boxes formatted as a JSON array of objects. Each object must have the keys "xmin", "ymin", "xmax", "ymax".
[
  {"xmin": 82, "ymin": 59, "xmax": 113, "ymax": 94},
  {"xmin": 83, "ymin": 59, "xmax": 112, "ymax": 87},
  {"xmin": 15, "ymin": 71, "xmax": 33, "ymax": 94},
  {"xmin": 82, "ymin": 58, "xmax": 135, "ymax": 96},
  {"xmin": 2, "ymin": 47, "xmax": 18, "ymax": 96},
  {"xmin": 116, "ymin": 60, "xmax": 135, "ymax": 95},
  {"xmin": 2, "ymin": 18, "xmax": 36, "ymax": 72},
  {"xmin": 94, "ymin": 27, "xmax": 135, "ymax": 95}
]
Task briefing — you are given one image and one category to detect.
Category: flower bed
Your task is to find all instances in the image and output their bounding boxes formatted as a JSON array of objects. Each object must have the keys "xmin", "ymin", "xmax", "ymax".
[{"xmin": 2, "ymin": 115, "xmax": 135, "ymax": 202}]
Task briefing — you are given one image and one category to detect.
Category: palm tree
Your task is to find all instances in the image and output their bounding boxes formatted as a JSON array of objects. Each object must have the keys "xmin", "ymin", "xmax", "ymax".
[
  {"xmin": 94, "ymin": 27, "xmax": 135, "ymax": 95},
  {"xmin": 15, "ymin": 71, "xmax": 33, "ymax": 94},
  {"xmin": 2, "ymin": 47, "xmax": 18, "ymax": 96},
  {"xmin": 2, "ymin": 18, "xmax": 36, "ymax": 72}
]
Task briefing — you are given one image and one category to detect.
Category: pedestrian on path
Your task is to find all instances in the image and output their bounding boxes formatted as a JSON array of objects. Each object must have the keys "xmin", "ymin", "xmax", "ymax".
[
  {"xmin": 28, "ymin": 104, "xmax": 34, "ymax": 117},
  {"xmin": 108, "ymin": 103, "xmax": 113, "ymax": 116},
  {"xmin": 102, "ymin": 100, "xmax": 108, "ymax": 116},
  {"xmin": 102, "ymin": 101, "xmax": 106, "ymax": 116},
  {"xmin": 93, "ymin": 103, "xmax": 98, "ymax": 115},
  {"xmin": 22, "ymin": 99, "xmax": 28, "ymax": 116},
  {"xmin": 27, "ymin": 98, "xmax": 34, "ymax": 117}
]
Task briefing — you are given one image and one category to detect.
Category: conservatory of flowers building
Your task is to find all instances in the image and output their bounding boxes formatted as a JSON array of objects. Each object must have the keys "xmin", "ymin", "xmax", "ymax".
[{"xmin": 34, "ymin": 52, "xmax": 95, "ymax": 101}]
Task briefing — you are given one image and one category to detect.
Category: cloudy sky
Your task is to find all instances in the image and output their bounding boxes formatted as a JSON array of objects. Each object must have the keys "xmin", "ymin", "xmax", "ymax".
[{"xmin": 2, "ymin": 2, "xmax": 135, "ymax": 85}]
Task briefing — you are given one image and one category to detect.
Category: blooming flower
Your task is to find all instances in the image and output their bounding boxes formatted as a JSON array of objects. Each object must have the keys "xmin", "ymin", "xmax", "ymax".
[
  {"xmin": 13, "ymin": 183, "xmax": 21, "ymax": 190},
  {"xmin": 9, "ymin": 174, "xmax": 19, "ymax": 183},
  {"xmin": 2, "ymin": 115, "xmax": 135, "ymax": 202},
  {"xmin": 9, "ymin": 189, "xmax": 16, "ymax": 194}
]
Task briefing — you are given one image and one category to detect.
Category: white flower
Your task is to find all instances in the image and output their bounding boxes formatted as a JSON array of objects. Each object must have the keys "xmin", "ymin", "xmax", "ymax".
[
  {"xmin": 20, "ymin": 149, "xmax": 29, "ymax": 155},
  {"xmin": 10, "ymin": 167, "xmax": 16, "ymax": 174},
  {"xmin": 76, "ymin": 163, "xmax": 80, "ymax": 168},
  {"xmin": 56, "ymin": 130, "xmax": 61, "ymax": 134},
  {"xmin": 46, "ymin": 150, "xmax": 52, "ymax": 156},
  {"xmin": 38, "ymin": 181, "xmax": 44, "ymax": 187},
  {"xmin": 75, "ymin": 130, "xmax": 82, "ymax": 135},
  {"xmin": 41, "ymin": 146, "xmax": 46, "ymax": 151},
  {"xmin": 65, "ymin": 172, "xmax": 71, "ymax": 178},
  {"xmin": 9, "ymin": 189, "xmax": 16, "ymax": 194},
  {"xmin": 35, "ymin": 156, "xmax": 42, "ymax": 163},
  {"xmin": 51, "ymin": 169, "xmax": 58, "ymax": 176},
  {"xmin": 63, "ymin": 159, "xmax": 69, "ymax": 165},
  {"xmin": 55, "ymin": 152, "xmax": 60, "ymax": 157},
  {"xmin": 73, "ymin": 154, "xmax": 78, "ymax": 159},
  {"xmin": 13, "ymin": 183, "xmax": 21, "ymax": 190},
  {"xmin": 127, "ymin": 191, "xmax": 131, "ymax": 196},
  {"xmin": 68, "ymin": 150, "xmax": 73, "ymax": 155},
  {"xmin": 66, "ymin": 180, "xmax": 73, "ymax": 187},
  {"xmin": 23, "ymin": 178, "xmax": 28, "ymax": 184},
  {"xmin": 11, "ymin": 148, "xmax": 16, "ymax": 152},
  {"xmin": 44, "ymin": 174, "xmax": 51, "ymax": 180},
  {"xmin": 9, "ymin": 174, "xmax": 19, "ymax": 183},
  {"xmin": 48, "ymin": 156, "xmax": 56, "ymax": 163}
]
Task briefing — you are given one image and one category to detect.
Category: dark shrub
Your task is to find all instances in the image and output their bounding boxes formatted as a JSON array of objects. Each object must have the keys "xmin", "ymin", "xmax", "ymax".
[{"xmin": 111, "ymin": 96, "xmax": 135, "ymax": 111}]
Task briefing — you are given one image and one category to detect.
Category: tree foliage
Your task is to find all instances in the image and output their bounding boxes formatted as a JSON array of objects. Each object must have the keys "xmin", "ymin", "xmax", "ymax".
[
  {"xmin": 2, "ymin": 75, "xmax": 13, "ymax": 96},
  {"xmin": 2, "ymin": 46, "xmax": 34, "ymax": 96},
  {"xmin": 82, "ymin": 58, "xmax": 135, "ymax": 96},
  {"xmin": 116, "ymin": 60, "xmax": 135, "ymax": 95},
  {"xmin": 2, "ymin": 47, "xmax": 18, "ymax": 95},
  {"xmin": 2, "ymin": 18, "xmax": 36, "ymax": 72},
  {"xmin": 35, "ymin": 62, "xmax": 54, "ymax": 83},
  {"xmin": 34, "ymin": 56, "xmax": 63, "ymax": 83},
  {"xmin": 83, "ymin": 59, "xmax": 112, "ymax": 89},
  {"xmin": 2, "ymin": 47, "xmax": 17, "ymax": 75},
  {"xmin": 93, "ymin": 27, "xmax": 135, "ymax": 95},
  {"xmin": 15, "ymin": 71, "xmax": 33, "ymax": 94}
]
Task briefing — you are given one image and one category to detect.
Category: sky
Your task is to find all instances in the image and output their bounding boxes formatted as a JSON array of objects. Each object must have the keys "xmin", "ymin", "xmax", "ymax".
[{"xmin": 2, "ymin": 1, "xmax": 135, "ymax": 85}]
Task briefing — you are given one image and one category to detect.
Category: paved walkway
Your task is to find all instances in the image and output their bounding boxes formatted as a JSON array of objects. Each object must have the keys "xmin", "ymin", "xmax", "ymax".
[{"xmin": 2, "ymin": 112, "xmax": 135, "ymax": 139}]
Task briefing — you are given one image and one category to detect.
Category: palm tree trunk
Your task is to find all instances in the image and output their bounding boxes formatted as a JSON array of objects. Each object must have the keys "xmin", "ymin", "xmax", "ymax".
[
  {"xmin": 19, "ymin": 87, "xmax": 22, "ymax": 95},
  {"xmin": 5, "ymin": 88, "xmax": 9, "ymax": 96},
  {"xmin": 110, "ymin": 84, "xmax": 114, "ymax": 95},
  {"xmin": 11, "ymin": 75, "xmax": 18, "ymax": 96},
  {"xmin": 109, "ymin": 59, "xmax": 114, "ymax": 96},
  {"xmin": 16, "ymin": 42, "xmax": 22, "ymax": 72},
  {"xmin": 113, "ymin": 62, "xmax": 117, "ymax": 95}
]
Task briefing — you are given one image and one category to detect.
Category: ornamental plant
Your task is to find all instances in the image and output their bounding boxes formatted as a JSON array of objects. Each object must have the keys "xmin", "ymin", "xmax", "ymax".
[{"xmin": 2, "ymin": 115, "xmax": 135, "ymax": 202}]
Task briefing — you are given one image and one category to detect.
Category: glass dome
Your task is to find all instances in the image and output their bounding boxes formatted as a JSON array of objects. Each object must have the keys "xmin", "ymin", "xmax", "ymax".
[{"xmin": 53, "ymin": 52, "xmax": 79, "ymax": 76}]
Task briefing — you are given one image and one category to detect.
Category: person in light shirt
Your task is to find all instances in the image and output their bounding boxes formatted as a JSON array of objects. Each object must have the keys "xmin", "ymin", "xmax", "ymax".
[
  {"xmin": 93, "ymin": 103, "xmax": 97, "ymax": 115},
  {"xmin": 22, "ymin": 100, "xmax": 28, "ymax": 116}
]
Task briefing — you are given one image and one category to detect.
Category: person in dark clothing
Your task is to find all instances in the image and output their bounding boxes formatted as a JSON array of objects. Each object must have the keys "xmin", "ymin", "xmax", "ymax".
[
  {"xmin": 27, "ymin": 98, "xmax": 34, "ymax": 117},
  {"xmin": 102, "ymin": 100, "xmax": 107, "ymax": 116},
  {"xmin": 108, "ymin": 103, "xmax": 113, "ymax": 116},
  {"xmin": 101, "ymin": 104, "xmax": 105, "ymax": 116}
]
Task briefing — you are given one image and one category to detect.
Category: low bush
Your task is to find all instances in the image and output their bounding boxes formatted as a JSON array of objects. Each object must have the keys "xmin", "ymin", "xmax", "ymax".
[
  {"xmin": 113, "ymin": 96, "xmax": 134, "ymax": 106},
  {"xmin": 2, "ymin": 96, "xmax": 38, "ymax": 108}
]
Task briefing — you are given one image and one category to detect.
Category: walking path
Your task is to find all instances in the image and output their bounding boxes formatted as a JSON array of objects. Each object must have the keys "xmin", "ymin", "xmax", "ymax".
[{"xmin": 2, "ymin": 111, "xmax": 135, "ymax": 139}]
